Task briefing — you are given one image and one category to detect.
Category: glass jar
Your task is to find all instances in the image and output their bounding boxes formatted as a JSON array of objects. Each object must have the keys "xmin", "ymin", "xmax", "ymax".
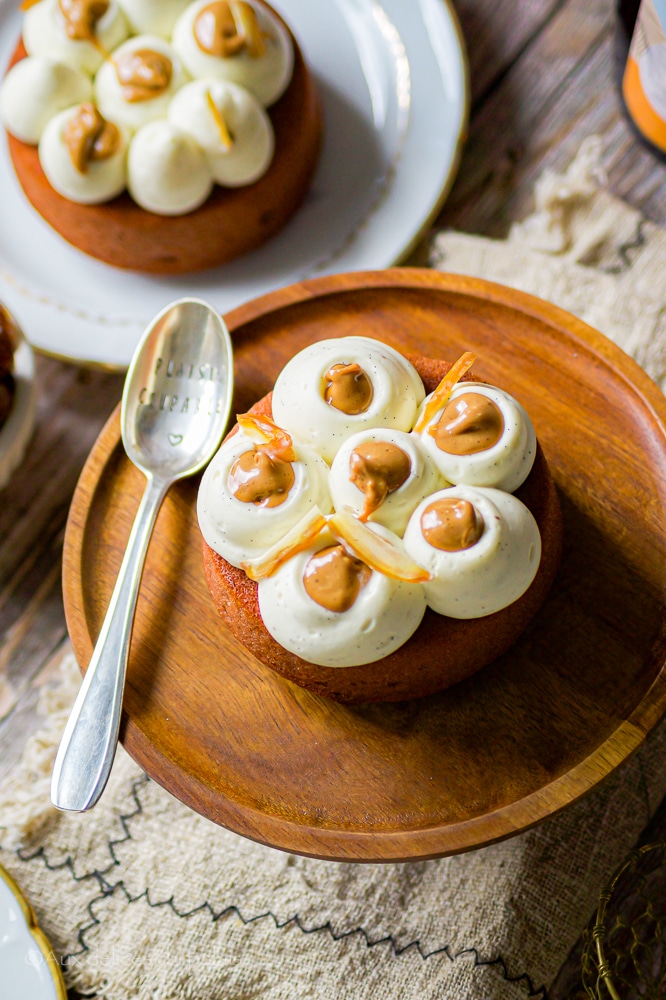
[{"xmin": 616, "ymin": 0, "xmax": 666, "ymax": 158}]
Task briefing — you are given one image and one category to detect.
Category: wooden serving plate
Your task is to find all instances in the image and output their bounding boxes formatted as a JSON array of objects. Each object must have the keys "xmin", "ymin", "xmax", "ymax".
[{"xmin": 63, "ymin": 270, "xmax": 666, "ymax": 862}]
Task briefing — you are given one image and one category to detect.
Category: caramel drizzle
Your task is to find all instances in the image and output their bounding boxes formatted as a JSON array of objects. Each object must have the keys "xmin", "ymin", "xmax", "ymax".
[
  {"xmin": 323, "ymin": 363, "xmax": 374, "ymax": 415},
  {"xmin": 230, "ymin": 412, "xmax": 297, "ymax": 507},
  {"xmin": 420, "ymin": 498, "xmax": 484, "ymax": 552},
  {"xmin": 114, "ymin": 48, "xmax": 172, "ymax": 103},
  {"xmin": 57, "ymin": 0, "xmax": 109, "ymax": 41},
  {"xmin": 63, "ymin": 102, "xmax": 120, "ymax": 173},
  {"xmin": 193, "ymin": 1, "xmax": 266, "ymax": 59},
  {"xmin": 303, "ymin": 544, "xmax": 371, "ymax": 613},
  {"xmin": 349, "ymin": 441, "xmax": 411, "ymax": 521},
  {"xmin": 21, "ymin": 0, "xmax": 111, "ymax": 55},
  {"xmin": 430, "ymin": 392, "xmax": 504, "ymax": 456},
  {"xmin": 229, "ymin": 448, "xmax": 294, "ymax": 507}
]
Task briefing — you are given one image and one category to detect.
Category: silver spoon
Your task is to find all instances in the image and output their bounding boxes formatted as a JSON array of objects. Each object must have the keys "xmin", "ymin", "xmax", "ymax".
[{"xmin": 51, "ymin": 297, "xmax": 234, "ymax": 813}]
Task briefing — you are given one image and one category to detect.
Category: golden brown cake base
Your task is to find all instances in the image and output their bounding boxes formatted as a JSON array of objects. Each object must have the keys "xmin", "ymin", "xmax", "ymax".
[
  {"xmin": 202, "ymin": 356, "xmax": 564, "ymax": 704},
  {"xmin": 6, "ymin": 16, "xmax": 322, "ymax": 274}
]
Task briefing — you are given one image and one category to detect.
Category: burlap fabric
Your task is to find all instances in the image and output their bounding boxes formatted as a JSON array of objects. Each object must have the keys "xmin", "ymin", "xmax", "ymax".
[{"xmin": 1, "ymin": 138, "xmax": 665, "ymax": 999}]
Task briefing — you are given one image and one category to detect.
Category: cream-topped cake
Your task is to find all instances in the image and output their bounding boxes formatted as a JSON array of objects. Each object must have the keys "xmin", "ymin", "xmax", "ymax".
[
  {"xmin": 198, "ymin": 337, "xmax": 563, "ymax": 702},
  {"xmin": 0, "ymin": 0, "xmax": 322, "ymax": 272}
]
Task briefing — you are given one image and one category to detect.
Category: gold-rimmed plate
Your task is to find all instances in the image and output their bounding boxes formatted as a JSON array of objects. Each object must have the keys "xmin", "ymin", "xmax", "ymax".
[{"xmin": 0, "ymin": 864, "xmax": 67, "ymax": 1000}]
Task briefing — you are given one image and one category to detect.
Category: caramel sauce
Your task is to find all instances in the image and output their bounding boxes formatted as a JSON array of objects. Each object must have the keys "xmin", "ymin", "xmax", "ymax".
[
  {"xmin": 58, "ymin": 0, "xmax": 109, "ymax": 41},
  {"xmin": 430, "ymin": 392, "xmax": 504, "ymax": 456},
  {"xmin": 114, "ymin": 48, "xmax": 172, "ymax": 102},
  {"xmin": 349, "ymin": 440, "xmax": 411, "ymax": 520},
  {"xmin": 303, "ymin": 544, "xmax": 371, "ymax": 613},
  {"xmin": 193, "ymin": 1, "xmax": 265, "ymax": 58},
  {"xmin": 323, "ymin": 363, "xmax": 373, "ymax": 415},
  {"xmin": 421, "ymin": 498, "xmax": 484, "ymax": 552},
  {"xmin": 229, "ymin": 448, "xmax": 295, "ymax": 507},
  {"xmin": 63, "ymin": 102, "xmax": 120, "ymax": 173}
]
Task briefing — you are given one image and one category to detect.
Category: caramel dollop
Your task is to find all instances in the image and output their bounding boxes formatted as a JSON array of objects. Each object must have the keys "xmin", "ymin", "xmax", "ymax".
[
  {"xmin": 114, "ymin": 48, "xmax": 172, "ymax": 102},
  {"xmin": 229, "ymin": 448, "xmax": 295, "ymax": 507},
  {"xmin": 430, "ymin": 392, "xmax": 504, "ymax": 456},
  {"xmin": 349, "ymin": 441, "xmax": 411, "ymax": 520},
  {"xmin": 193, "ymin": 1, "xmax": 265, "ymax": 58},
  {"xmin": 58, "ymin": 0, "xmax": 109, "ymax": 41},
  {"xmin": 63, "ymin": 102, "xmax": 120, "ymax": 173},
  {"xmin": 323, "ymin": 363, "xmax": 373, "ymax": 415},
  {"xmin": 303, "ymin": 544, "xmax": 372, "ymax": 613},
  {"xmin": 421, "ymin": 498, "xmax": 484, "ymax": 552}
]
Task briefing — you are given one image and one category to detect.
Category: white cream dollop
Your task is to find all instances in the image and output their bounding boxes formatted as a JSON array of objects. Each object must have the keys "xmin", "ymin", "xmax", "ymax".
[
  {"xmin": 172, "ymin": 0, "xmax": 293, "ymax": 106},
  {"xmin": 271, "ymin": 337, "xmax": 426, "ymax": 465},
  {"xmin": 0, "ymin": 57, "xmax": 92, "ymax": 144},
  {"xmin": 329, "ymin": 428, "xmax": 443, "ymax": 537},
  {"xmin": 23, "ymin": 0, "xmax": 129, "ymax": 76},
  {"xmin": 403, "ymin": 485, "xmax": 541, "ymax": 619},
  {"xmin": 257, "ymin": 526, "xmax": 427, "ymax": 667},
  {"xmin": 116, "ymin": 0, "xmax": 190, "ymax": 38},
  {"xmin": 95, "ymin": 35, "xmax": 188, "ymax": 131},
  {"xmin": 39, "ymin": 104, "xmax": 129, "ymax": 204},
  {"xmin": 197, "ymin": 429, "xmax": 332, "ymax": 568},
  {"xmin": 416, "ymin": 382, "xmax": 537, "ymax": 493},
  {"xmin": 127, "ymin": 119, "xmax": 212, "ymax": 213},
  {"xmin": 168, "ymin": 78, "xmax": 274, "ymax": 186}
]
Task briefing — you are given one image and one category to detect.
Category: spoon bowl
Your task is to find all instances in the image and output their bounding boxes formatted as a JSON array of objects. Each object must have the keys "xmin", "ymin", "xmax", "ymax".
[
  {"xmin": 51, "ymin": 297, "xmax": 233, "ymax": 813},
  {"xmin": 123, "ymin": 298, "xmax": 233, "ymax": 480}
]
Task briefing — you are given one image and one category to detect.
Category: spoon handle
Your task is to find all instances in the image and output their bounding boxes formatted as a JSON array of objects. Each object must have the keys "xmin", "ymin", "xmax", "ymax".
[{"xmin": 51, "ymin": 474, "xmax": 170, "ymax": 812}]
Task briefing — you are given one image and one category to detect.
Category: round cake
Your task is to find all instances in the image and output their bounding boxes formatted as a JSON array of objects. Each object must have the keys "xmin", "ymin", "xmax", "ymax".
[
  {"xmin": 2, "ymin": 0, "xmax": 321, "ymax": 273},
  {"xmin": 198, "ymin": 341, "xmax": 563, "ymax": 704}
]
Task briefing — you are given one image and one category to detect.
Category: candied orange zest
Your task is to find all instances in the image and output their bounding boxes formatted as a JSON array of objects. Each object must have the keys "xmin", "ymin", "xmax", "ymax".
[
  {"xmin": 205, "ymin": 90, "xmax": 233, "ymax": 149},
  {"xmin": 232, "ymin": 0, "xmax": 266, "ymax": 57},
  {"xmin": 328, "ymin": 511, "xmax": 432, "ymax": 583},
  {"xmin": 20, "ymin": 0, "xmax": 41, "ymax": 9},
  {"xmin": 241, "ymin": 508, "xmax": 328, "ymax": 581},
  {"xmin": 413, "ymin": 352, "xmax": 477, "ymax": 434},
  {"xmin": 236, "ymin": 412, "xmax": 296, "ymax": 461}
]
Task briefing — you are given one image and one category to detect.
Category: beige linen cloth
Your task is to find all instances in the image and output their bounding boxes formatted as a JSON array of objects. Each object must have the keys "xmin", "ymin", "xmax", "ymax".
[{"xmin": 1, "ymin": 138, "xmax": 666, "ymax": 1000}]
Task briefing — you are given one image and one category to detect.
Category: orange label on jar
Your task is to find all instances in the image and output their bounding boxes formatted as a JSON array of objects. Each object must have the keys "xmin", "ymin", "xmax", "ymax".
[{"xmin": 622, "ymin": 0, "xmax": 666, "ymax": 151}]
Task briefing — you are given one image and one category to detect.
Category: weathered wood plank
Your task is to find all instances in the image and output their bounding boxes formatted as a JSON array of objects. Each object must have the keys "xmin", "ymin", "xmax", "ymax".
[
  {"xmin": 0, "ymin": 638, "xmax": 72, "ymax": 784},
  {"xmin": 0, "ymin": 357, "xmax": 124, "ymax": 725},
  {"xmin": 453, "ymin": 0, "xmax": 568, "ymax": 106},
  {"xmin": 440, "ymin": 0, "xmax": 666, "ymax": 235}
]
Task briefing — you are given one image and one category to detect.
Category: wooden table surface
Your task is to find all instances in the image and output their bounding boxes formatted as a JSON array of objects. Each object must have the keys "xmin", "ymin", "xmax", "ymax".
[{"xmin": 0, "ymin": 0, "xmax": 664, "ymax": 996}]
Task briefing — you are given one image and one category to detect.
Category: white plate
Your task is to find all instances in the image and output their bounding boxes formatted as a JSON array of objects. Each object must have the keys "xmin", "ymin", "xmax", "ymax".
[
  {"xmin": 0, "ymin": 0, "xmax": 468, "ymax": 369},
  {"xmin": 0, "ymin": 866, "xmax": 66, "ymax": 1000}
]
